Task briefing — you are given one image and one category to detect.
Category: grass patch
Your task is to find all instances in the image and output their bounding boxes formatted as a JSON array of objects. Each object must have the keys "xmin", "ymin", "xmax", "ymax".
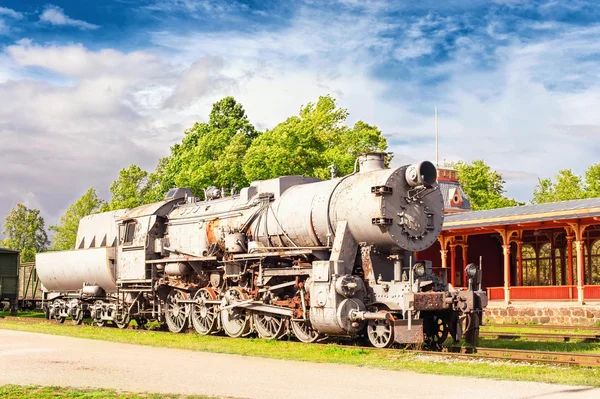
[
  {"xmin": 0, "ymin": 310, "xmax": 46, "ymax": 318},
  {"xmin": 1, "ymin": 318, "xmax": 600, "ymax": 387},
  {"xmin": 0, "ymin": 385, "xmax": 219, "ymax": 399}
]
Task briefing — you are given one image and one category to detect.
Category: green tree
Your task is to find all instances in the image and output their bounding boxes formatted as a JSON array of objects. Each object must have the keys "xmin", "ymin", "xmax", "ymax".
[
  {"xmin": 585, "ymin": 163, "xmax": 600, "ymax": 198},
  {"xmin": 49, "ymin": 188, "xmax": 106, "ymax": 251},
  {"xmin": 1, "ymin": 204, "xmax": 49, "ymax": 262},
  {"xmin": 157, "ymin": 96, "xmax": 257, "ymax": 197},
  {"xmin": 532, "ymin": 178, "xmax": 556, "ymax": 204},
  {"xmin": 107, "ymin": 165, "xmax": 152, "ymax": 210},
  {"xmin": 244, "ymin": 95, "xmax": 387, "ymax": 181},
  {"xmin": 449, "ymin": 160, "xmax": 521, "ymax": 210},
  {"xmin": 531, "ymin": 169, "xmax": 586, "ymax": 204}
]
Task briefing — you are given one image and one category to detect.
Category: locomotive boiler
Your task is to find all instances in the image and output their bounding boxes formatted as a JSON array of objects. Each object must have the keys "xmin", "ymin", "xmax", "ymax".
[{"xmin": 37, "ymin": 153, "xmax": 487, "ymax": 347}]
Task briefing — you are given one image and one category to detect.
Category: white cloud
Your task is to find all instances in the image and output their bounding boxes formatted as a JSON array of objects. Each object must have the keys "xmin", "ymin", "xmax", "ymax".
[
  {"xmin": 39, "ymin": 5, "xmax": 99, "ymax": 30},
  {"xmin": 0, "ymin": 6, "xmax": 23, "ymax": 20},
  {"xmin": 164, "ymin": 57, "xmax": 233, "ymax": 109},
  {"xmin": 8, "ymin": 41, "xmax": 164, "ymax": 80},
  {"xmin": 0, "ymin": 6, "xmax": 24, "ymax": 36},
  {"xmin": 0, "ymin": 41, "xmax": 231, "ymax": 225}
]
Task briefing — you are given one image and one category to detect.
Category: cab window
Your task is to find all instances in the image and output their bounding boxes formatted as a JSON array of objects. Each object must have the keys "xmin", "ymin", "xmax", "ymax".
[{"xmin": 122, "ymin": 221, "xmax": 137, "ymax": 246}]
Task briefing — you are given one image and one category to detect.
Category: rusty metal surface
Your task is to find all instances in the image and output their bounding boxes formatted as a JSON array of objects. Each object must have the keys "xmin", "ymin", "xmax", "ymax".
[
  {"xmin": 413, "ymin": 292, "xmax": 448, "ymax": 311},
  {"xmin": 360, "ymin": 246, "xmax": 375, "ymax": 284},
  {"xmin": 393, "ymin": 319, "xmax": 424, "ymax": 343}
]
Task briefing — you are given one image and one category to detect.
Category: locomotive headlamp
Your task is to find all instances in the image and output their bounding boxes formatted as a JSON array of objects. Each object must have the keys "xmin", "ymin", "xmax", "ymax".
[
  {"xmin": 465, "ymin": 263, "xmax": 478, "ymax": 279},
  {"xmin": 413, "ymin": 262, "xmax": 426, "ymax": 278}
]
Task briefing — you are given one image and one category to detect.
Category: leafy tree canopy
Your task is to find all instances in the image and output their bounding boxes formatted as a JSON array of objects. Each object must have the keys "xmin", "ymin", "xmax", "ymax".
[
  {"xmin": 585, "ymin": 163, "xmax": 600, "ymax": 198},
  {"xmin": 449, "ymin": 160, "xmax": 522, "ymax": 210},
  {"xmin": 107, "ymin": 95, "xmax": 387, "ymax": 209},
  {"xmin": 244, "ymin": 95, "xmax": 387, "ymax": 181},
  {"xmin": 532, "ymin": 164, "xmax": 600, "ymax": 203},
  {"xmin": 1, "ymin": 204, "xmax": 49, "ymax": 262},
  {"xmin": 158, "ymin": 96, "xmax": 256, "ymax": 197},
  {"xmin": 50, "ymin": 188, "xmax": 106, "ymax": 251},
  {"xmin": 107, "ymin": 165, "xmax": 152, "ymax": 210}
]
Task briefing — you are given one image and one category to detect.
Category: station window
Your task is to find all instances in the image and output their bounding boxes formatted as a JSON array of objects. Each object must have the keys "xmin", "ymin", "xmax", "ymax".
[
  {"xmin": 521, "ymin": 245, "xmax": 537, "ymax": 286},
  {"xmin": 590, "ymin": 240, "xmax": 600, "ymax": 285},
  {"xmin": 538, "ymin": 243, "xmax": 552, "ymax": 286},
  {"xmin": 555, "ymin": 248, "xmax": 563, "ymax": 285}
]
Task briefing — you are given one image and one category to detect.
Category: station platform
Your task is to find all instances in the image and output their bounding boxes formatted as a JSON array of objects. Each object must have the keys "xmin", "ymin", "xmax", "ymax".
[{"xmin": 484, "ymin": 300, "xmax": 600, "ymax": 326}]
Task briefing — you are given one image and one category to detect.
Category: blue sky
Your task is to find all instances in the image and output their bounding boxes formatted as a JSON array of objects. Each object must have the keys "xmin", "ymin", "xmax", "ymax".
[{"xmin": 1, "ymin": 0, "xmax": 600, "ymax": 227}]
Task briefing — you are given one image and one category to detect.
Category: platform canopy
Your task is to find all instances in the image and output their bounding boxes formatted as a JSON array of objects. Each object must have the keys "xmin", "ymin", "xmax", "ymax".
[{"xmin": 443, "ymin": 198, "xmax": 600, "ymax": 234}]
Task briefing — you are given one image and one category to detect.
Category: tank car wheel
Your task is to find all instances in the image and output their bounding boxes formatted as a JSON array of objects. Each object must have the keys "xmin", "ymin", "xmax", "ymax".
[
  {"xmin": 115, "ymin": 312, "xmax": 130, "ymax": 329},
  {"xmin": 366, "ymin": 312, "xmax": 394, "ymax": 348},
  {"xmin": 220, "ymin": 287, "xmax": 250, "ymax": 338},
  {"xmin": 190, "ymin": 288, "xmax": 219, "ymax": 335},
  {"xmin": 92, "ymin": 300, "xmax": 106, "ymax": 327},
  {"xmin": 165, "ymin": 289, "xmax": 189, "ymax": 333},
  {"xmin": 253, "ymin": 312, "xmax": 285, "ymax": 340},
  {"xmin": 71, "ymin": 307, "xmax": 84, "ymax": 325},
  {"xmin": 290, "ymin": 319, "xmax": 320, "ymax": 343}
]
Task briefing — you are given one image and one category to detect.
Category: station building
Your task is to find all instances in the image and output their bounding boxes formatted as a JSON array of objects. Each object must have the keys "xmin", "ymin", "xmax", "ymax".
[{"xmin": 418, "ymin": 168, "xmax": 600, "ymax": 325}]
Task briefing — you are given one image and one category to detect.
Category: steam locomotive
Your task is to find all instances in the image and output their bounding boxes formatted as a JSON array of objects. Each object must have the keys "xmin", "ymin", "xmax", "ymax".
[{"xmin": 37, "ymin": 153, "xmax": 487, "ymax": 347}]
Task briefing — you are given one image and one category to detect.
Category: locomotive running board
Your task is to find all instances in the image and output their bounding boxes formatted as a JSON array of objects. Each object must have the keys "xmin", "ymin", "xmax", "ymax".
[{"xmin": 393, "ymin": 319, "xmax": 424, "ymax": 344}]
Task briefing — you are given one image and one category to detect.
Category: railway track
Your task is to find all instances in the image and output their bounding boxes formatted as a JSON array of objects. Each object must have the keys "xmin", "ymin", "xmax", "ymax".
[
  {"xmin": 419, "ymin": 347, "xmax": 600, "ymax": 367},
  {"xmin": 2, "ymin": 315, "xmax": 600, "ymax": 368},
  {"xmin": 484, "ymin": 323, "xmax": 600, "ymax": 332},
  {"xmin": 480, "ymin": 330, "xmax": 600, "ymax": 342}
]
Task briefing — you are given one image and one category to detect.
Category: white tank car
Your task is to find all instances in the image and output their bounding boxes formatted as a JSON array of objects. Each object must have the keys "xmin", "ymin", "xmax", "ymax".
[{"xmin": 37, "ymin": 153, "xmax": 487, "ymax": 347}]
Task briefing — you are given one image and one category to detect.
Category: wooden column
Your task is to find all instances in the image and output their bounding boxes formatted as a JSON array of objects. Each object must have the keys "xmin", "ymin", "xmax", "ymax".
[
  {"xmin": 516, "ymin": 241, "xmax": 523, "ymax": 286},
  {"xmin": 560, "ymin": 247, "xmax": 566, "ymax": 285},
  {"xmin": 502, "ymin": 244, "xmax": 511, "ymax": 304},
  {"xmin": 462, "ymin": 245, "xmax": 469, "ymax": 288},
  {"xmin": 575, "ymin": 240, "xmax": 585, "ymax": 304},
  {"xmin": 551, "ymin": 236, "xmax": 557, "ymax": 286},
  {"xmin": 566, "ymin": 235, "xmax": 574, "ymax": 287},
  {"xmin": 450, "ymin": 245, "xmax": 457, "ymax": 287}
]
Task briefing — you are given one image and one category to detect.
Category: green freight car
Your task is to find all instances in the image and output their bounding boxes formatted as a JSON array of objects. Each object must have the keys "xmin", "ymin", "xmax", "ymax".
[{"xmin": 0, "ymin": 247, "xmax": 19, "ymax": 315}]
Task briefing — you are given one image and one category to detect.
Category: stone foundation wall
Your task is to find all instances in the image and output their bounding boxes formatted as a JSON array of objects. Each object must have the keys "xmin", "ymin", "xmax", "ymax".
[{"xmin": 484, "ymin": 305, "xmax": 600, "ymax": 326}]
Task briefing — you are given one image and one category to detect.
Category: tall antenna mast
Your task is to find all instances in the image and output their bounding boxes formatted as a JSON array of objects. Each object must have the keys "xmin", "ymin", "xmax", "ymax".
[{"xmin": 435, "ymin": 107, "xmax": 439, "ymax": 167}]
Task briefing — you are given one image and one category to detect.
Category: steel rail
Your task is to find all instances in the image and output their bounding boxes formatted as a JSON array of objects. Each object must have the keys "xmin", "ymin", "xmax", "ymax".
[
  {"xmin": 434, "ymin": 347, "xmax": 600, "ymax": 367},
  {"xmin": 483, "ymin": 323, "xmax": 600, "ymax": 332},
  {"xmin": 480, "ymin": 330, "xmax": 600, "ymax": 342}
]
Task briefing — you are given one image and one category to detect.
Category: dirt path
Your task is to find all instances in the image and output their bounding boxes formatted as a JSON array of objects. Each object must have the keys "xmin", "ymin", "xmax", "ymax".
[{"xmin": 1, "ymin": 330, "xmax": 598, "ymax": 399}]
